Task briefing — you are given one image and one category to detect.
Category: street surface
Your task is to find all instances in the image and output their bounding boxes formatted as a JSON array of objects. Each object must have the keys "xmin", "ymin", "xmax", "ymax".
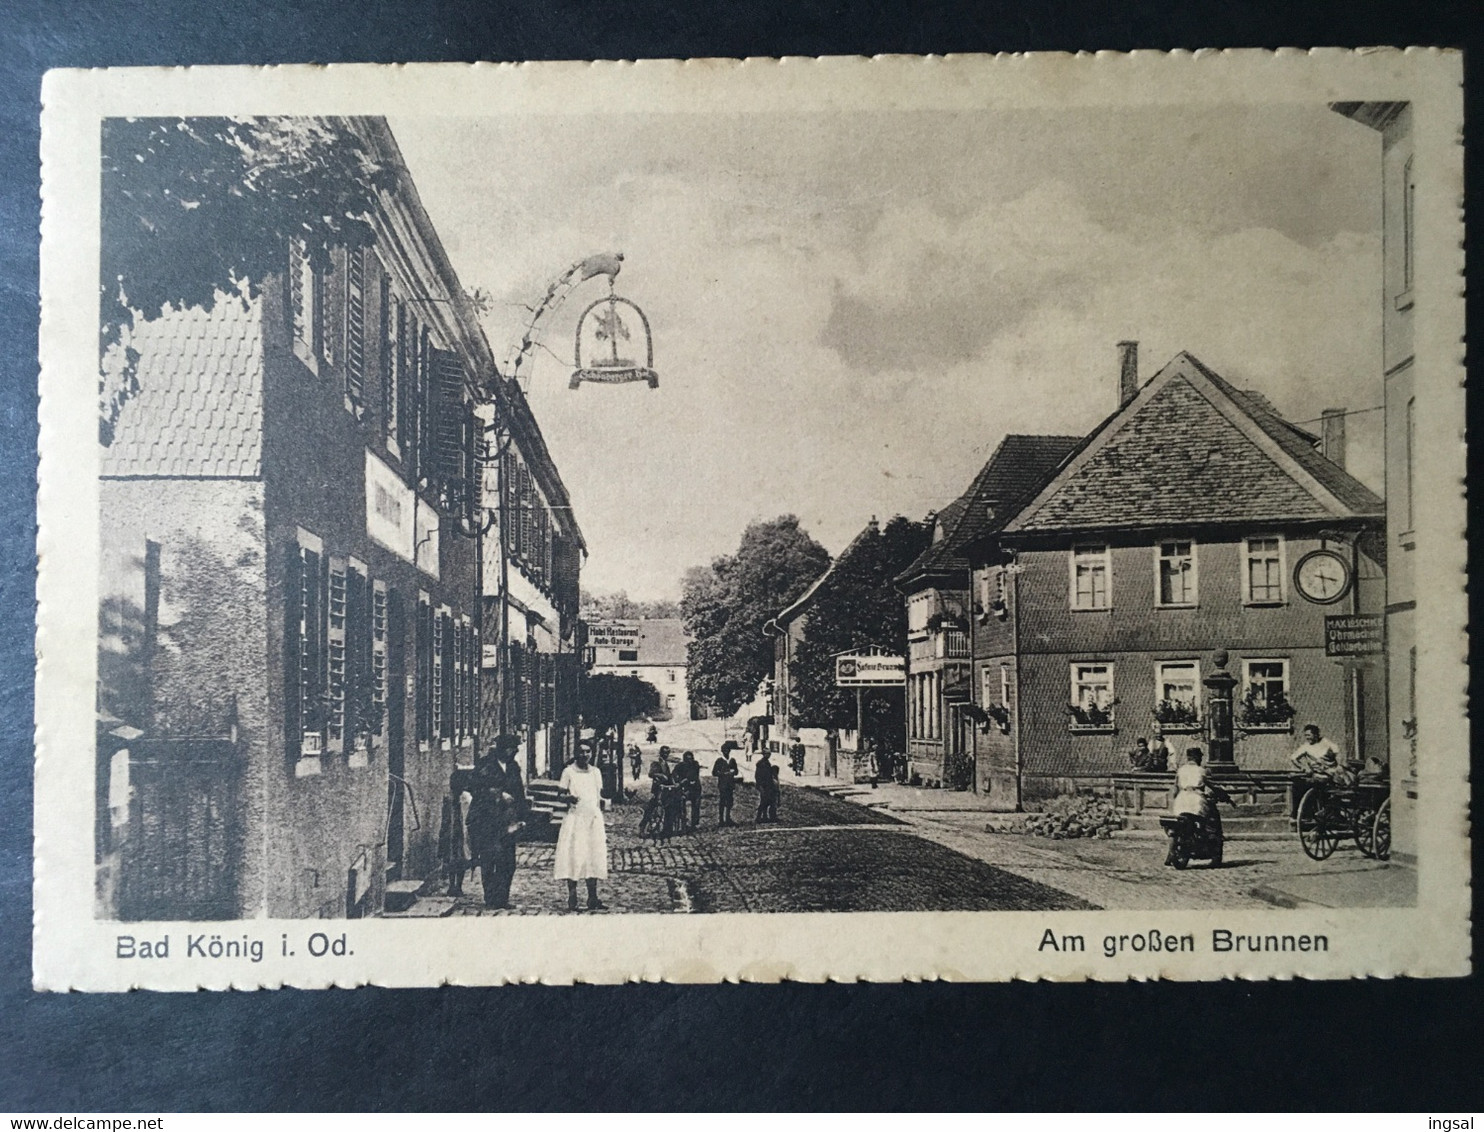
[{"xmin": 393, "ymin": 718, "xmax": 1413, "ymax": 918}]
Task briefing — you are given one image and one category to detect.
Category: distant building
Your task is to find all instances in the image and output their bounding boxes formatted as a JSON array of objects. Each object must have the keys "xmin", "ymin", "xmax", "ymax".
[
  {"xmin": 1332, "ymin": 101, "xmax": 1417, "ymax": 859},
  {"xmin": 895, "ymin": 435, "xmax": 1080, "ymax": 787},
  {"xmin": 977, "ymin": 345, "xmax": 1386, "ymax": 809},
  {"xmin": 584, "ymin": 618, "xmax": 692, "ymax": 721}
]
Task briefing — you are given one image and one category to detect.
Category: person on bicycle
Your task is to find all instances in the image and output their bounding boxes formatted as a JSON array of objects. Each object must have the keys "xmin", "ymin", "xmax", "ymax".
[{"xmin": 639, "ymin": 747, "xmax": 673, "ymax": 836}]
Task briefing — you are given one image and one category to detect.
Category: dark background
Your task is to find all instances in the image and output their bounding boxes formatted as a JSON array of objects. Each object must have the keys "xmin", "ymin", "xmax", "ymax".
[{"xmin": 0, "ymin": 0, "xmax": 1478, "ymax": 1112}]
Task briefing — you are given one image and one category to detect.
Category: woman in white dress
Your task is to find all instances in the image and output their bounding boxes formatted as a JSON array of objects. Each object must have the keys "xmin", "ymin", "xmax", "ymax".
[{"xmin": 555, "ymin": 742, "xmax": 609, "ymax": 911}]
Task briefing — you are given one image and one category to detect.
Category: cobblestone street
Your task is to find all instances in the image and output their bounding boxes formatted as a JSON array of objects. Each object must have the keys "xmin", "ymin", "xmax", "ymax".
[
  {"xmin": 390, "ymin": 766, "xmax": 1414, "ymax": 918},
  {"xmin": 394, "ymin": 776, "xmax": 1095, "ymax": 916}
]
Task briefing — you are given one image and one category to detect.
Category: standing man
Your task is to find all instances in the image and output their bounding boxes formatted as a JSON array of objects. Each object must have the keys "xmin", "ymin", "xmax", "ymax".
[
  {"xmin": 675, "ymin": 751, "xmax": 703, "ymax": 831},
  {"xmin": 712, "ymin": 742, "xmax": 741, "ymax": 826},
  {"xmin": 466, "ymin": 735, "xmax": 527, "ymax": 910},
  {"xmin": 755, "ymin": 748, "xmax": 780, "ymax": 823}
]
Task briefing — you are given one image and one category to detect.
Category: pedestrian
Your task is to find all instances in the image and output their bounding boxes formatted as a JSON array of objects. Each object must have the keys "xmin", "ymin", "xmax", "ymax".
[
  {"xmin": 640, "ymin": 746, "xmax": 673, "ymax": 836},
  {"xmin": 676, "ymin": 750, "xmax": 702, "ymax": 830},
  {"xmin": 1148, "ymin": 736, "xmax": 1172, "ymax": 773},
  {"xmin": 628, "ymin": 742, "xmax": 643, "ymax": 781},
  {"xmin": 555, "ymin": 740, "xmax": 609, "ymax": 911},
  {"xmin": 755, "ymin": 749, "xmax": 780, "ymax": 823},
  {"xmin": 713, "ymin": 742, "xmax": 741, "ymax": 826},
  {"xmin": 437, "ymin": 778, "xmax": 472, "ymax": 897},
  {"xmin": 1128, "ymin": 737, "xmax": 1153, "ymax": 771},
  {"xmin": 465, "ymin": 736, "xmax": 527, "ymax": 910}
]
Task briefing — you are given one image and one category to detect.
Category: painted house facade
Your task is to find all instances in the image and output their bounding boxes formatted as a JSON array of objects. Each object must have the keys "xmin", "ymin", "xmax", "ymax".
[
  {"xmin": 974, "ymin": 347, "xmax": 1387, "ymax": 809},
  {"xmin": 895, "ymin": 435, "xmax": 1079, "ymax": 787},
  {"xmin": 96, "ymin": 117, "xmax": 578, "ymax": 920}
]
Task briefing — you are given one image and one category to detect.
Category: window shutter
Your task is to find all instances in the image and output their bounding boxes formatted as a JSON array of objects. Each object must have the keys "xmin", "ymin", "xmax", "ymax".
[
  {"xmin": 283, "ymin": 542, "xmax": 303, "ymax": 758},
  {"xmin": 326, "ymin": 559, "xmax": 348, "ymax": 755},
  {"xmin": 416, "ymin": 596, "xmax": 433, "ymax": 746},
  {"xmin": 429, "ymin": 348, "xmax": 468, "ymax": 511},
  {"xmin": 345, "ymin": 248, "xmax": 366, "ymax": 410},
  {"xmin": 346, "ymin": 565, "xmax": 371, "ymax": 751},
  {"xmin": 302, "ymin": 547, "xmax": 328, "ymax": 744},
  {"xmin": 371, "ymin": 580, "xmax": 388, "ymax": 741}
]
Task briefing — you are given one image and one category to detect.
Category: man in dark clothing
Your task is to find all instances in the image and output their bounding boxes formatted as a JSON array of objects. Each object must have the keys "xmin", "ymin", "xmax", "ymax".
[
  {"xmin": 465, "ymin": 735, "xmax": 527, "ymax": 909},
  {"xmin": 755, "ymin": 750, "xmax": 780, "ymax": 822},
  {"xmin": 675, "ymin": 751, "xmax": 703, "ymax": 830},
  {"xmin": 640, "ymin": 747, "xmax": 673, "ymax": 837},
  {"xmin": 712, "ymin": 743, "xmax": 741, "ymax": 826}
]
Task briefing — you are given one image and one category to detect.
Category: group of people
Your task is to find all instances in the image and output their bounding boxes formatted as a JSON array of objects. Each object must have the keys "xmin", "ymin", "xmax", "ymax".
[
  {"xmin": 639, "ymin": 742, "xmax": 781, "ymax": 839},
  {"xmin": 439, "ymin": 734, "xmax": 611, "ymax": 913}
]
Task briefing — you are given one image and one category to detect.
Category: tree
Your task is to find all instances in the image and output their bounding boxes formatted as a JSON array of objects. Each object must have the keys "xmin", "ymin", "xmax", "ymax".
[
  {"xmin": 681, "ymin": 516, "xmax": 831, "ymax": 717},
  {"xmin": 100, "ymin": 116, "xmax": 395, "ymax": 444},
  {"xmin": 580, "ymin": 673, "xmax": 662, "ymax": 732},
  {"xmin": 579, "ymin": 589, "xmax": 680, "ymax": 620},
  {"xmin": 790, "ymin": 516, "xmax": 932, "ymax": 752}
]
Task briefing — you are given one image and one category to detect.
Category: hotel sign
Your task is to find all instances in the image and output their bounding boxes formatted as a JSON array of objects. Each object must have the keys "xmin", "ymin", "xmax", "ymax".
[
  {"xmin": 588, "ymin": 621, "xmax": 642, "ymax": 649},
  {"xmin": 1325, "ymin": 613, "xmax": 1385, "ymax": 657},
  {"xmin": 835, "ymin": 654, "xmax": 906, "ymax": 686}
]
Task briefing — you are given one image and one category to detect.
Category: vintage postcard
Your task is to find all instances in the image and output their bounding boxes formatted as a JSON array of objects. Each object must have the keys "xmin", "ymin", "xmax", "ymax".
[{"xmin": 35, "ymin": 51, "xmax": 1467, "ymax": 989}]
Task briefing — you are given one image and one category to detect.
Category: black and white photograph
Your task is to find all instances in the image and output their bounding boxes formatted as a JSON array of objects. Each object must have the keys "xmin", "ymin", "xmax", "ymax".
[{"xmin": 34, "ymin": 53, "xmax": 1467, "ymax": 988}]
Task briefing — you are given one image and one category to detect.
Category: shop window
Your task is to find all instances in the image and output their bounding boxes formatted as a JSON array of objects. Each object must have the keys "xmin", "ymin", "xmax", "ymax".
[
  {"xmin": 1070, "ymin": 545, "xmax": 1111, "ymax": 610},
  {"xmin": 1156, "ymin": 540, "xmax": 1197, "ymax": 606},
  {"xmin": 1243, "ymin": 536, "xmax": 1286, "ymax": 605}
]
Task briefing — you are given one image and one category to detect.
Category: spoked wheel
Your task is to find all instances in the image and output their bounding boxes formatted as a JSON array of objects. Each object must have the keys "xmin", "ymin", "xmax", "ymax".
[
  {"xmin": 1297, "ymin": 787, "xmax": 1340, "ymax": 860},
  {"xmin": 1169, "ymin": 836, "xmax": 1191, "ymax": 870},
  {"xmin": 1372, "ymin": 797, "xmax": 1392, "ymax": 861},
  {"xmin": 1355, "ymin": 805, "xmax": 1379, "ymax": 858}
]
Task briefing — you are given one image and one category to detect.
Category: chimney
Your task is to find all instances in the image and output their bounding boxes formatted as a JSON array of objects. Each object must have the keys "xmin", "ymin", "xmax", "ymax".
[
  {"xmin": 1117, "ymin": 341, "xmax": 1139, "ymax": 408},
  {"xmin": 1321, "ymin": 408, "xmax": 1347, "ymax": 469}
]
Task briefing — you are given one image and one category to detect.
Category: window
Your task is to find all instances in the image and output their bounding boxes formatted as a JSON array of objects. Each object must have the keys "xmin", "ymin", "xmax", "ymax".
[
  {"xmin": 618, "ymin": 649, "xmax": 639, "ymax": 663},
  {"xmin": 667, "ymin": 670, "xmax": 676, "ymax": 683},
  {"xmin": 1154, "ymin": 661, "xmax": 1201, "ymax": 728},
  {"xmin": 1070, "ymin": 663, "xmax": 1115, "ymax": 728},
  {"xmin": 1156, "ymin": 540, "xmax": 1197, "ymax": 606},
  {"xmin": 1243, "ymin": 536, "xmax": 1286, "ymax": 605},
  {"xmin": 1000, "ymin": 664, "xmax": 1011, "ymax": 708},
  {"xmin": 326, "ymin": 559, "xmax": 348, "ymax": 754},
  {"xmin": 1404, "ymin": 397, "xmax": 1416, "ymax": 534},
  {"xmin": 1070, "ymin": 545, "xmax": 1111, "ymax": 610},
  {"xmin": 666, "ymin": 694, "xmax": 676, "ymax": 709},
  {"xmin": 908, "ymin": 591, "xmax": 935, "ymax": 635},
  {"xmin": 1240, "ymin": 659, "xmax": 1292, "ymax": 729},
  {"xmin": 1402, "ymin": 156, "xmax": 1416, "ymax": 296}
]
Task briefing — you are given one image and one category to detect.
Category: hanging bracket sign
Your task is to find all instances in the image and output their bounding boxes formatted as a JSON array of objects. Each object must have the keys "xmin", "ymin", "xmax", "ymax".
[
  {"xmin": 571, "ymin": 292, "xmax": 659, "ymax": 389},
  {"xmin": 835, "ymin": 654, "xmax": 907, "ymax": 686}
]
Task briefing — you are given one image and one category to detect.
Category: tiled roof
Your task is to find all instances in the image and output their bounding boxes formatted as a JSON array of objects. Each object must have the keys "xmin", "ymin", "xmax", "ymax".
[
  {"xmin": 630, "ymin": 618, "xmax": 690, "ymax": 665},
  {"xmin": 896, "ymin": 434, "xmax": 1082, "ymax": 586},
  {"xmin": 100, "ymin": 296, "xmax": 264, "ymax": 478},
  {"xmin": 1006, "ymin": 352, "xmax": 1384, "ymax": 533},
  {"xmin": 771, "ymin": 520, "xmax": 876, "ymax": 628}
]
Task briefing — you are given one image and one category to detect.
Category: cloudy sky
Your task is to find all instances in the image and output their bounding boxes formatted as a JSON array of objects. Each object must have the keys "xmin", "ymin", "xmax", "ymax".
[{"xmin": 390, "ymin": 105, "xmax": 1384, "ymax": 601}]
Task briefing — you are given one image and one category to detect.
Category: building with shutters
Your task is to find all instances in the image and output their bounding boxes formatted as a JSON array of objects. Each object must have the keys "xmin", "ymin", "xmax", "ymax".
[
  {"xmin": 93, "ymin": 117, "xmax": 574, "ymax": 919},
  {"xmin": 969, "ymin": 344, "xmax": 1386, "ymax": 809},
  {"xmin": 480, "ymin": 378, "xmax": 586, "ymax": 782}
]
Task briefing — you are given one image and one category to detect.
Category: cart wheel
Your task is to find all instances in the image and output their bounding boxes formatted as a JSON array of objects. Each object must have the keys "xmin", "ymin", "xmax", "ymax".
[
  {"xmin": 1372, "ymin": 797, "xmax": 1392, "ymax": 861},
  {"xmin": 1170, "ymin": 837, "xmax": 1191, "ymax": 870},
  {"xmin": 1297, "ymin": 787, "xmax": 1339, "ymax": 861},
  {"xmin": 1355, "ymin": 806, "xmax": 1378, "ymax": 858}
]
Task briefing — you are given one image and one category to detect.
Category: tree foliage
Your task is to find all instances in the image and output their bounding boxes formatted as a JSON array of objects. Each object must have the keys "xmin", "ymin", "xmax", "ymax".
[
  {"xmin": 580, "ymin": 673, "xmax": 663, "ymax": 732},
  {"xmin": 579, "ymin": 589, "xmax": 680, "ymax": 620},
  {"xmin": 681, "ymin": 516, "xmax": 831, "ymax": 717},
  {"xmin": 99, "ymin": 116, "xmax": 395, "ymax": 443},
  {"xmin": 790, "ymin": 516, "xmax": 931, "ymax": 750}
]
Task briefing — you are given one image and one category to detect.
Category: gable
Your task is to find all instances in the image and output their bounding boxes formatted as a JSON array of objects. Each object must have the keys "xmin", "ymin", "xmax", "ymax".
[{"xmin": 1015, "ymin": 375, "xmax": 1330, "ymax": 530}]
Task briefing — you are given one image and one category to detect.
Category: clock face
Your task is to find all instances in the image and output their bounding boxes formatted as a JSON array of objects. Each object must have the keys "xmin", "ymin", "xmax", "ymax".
[{"xmin": 1294, "ymin": 549, "xmax": 1353, "ymax": 604}]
